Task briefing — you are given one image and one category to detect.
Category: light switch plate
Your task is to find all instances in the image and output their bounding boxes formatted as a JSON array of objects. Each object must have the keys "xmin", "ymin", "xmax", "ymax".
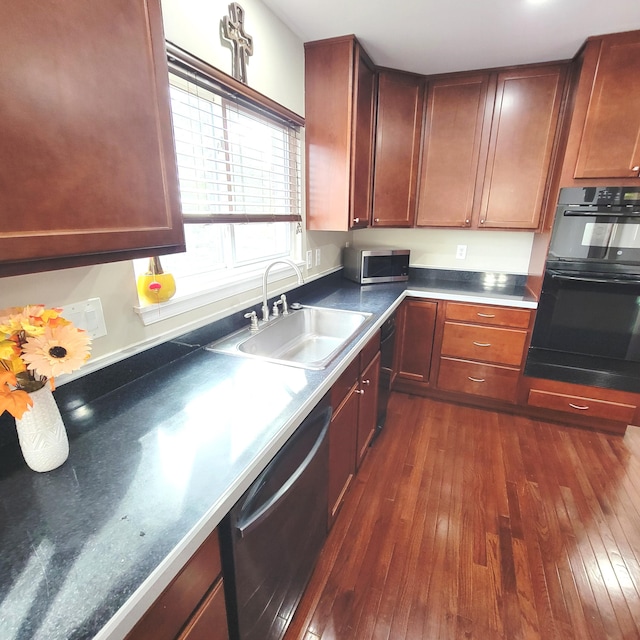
[{"xmin": 60, "ymin": 297, "xmax": 107, "ymax": 339}]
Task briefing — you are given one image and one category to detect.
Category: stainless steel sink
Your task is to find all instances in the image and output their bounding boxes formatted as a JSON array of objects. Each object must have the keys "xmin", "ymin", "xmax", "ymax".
[{"xmin": 206, "ymin": 305, "xmax": 373, "ymax": 369}]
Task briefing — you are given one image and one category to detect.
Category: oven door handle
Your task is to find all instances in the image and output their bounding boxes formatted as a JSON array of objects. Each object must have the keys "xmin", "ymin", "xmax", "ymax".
[{"xmin": 550, "ymin": 273, "xmax": 640, "ymax": 285}]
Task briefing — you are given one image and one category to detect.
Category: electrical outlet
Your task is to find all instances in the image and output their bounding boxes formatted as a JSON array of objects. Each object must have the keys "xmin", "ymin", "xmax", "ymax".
[
  {"xmin": 306, "ymin": 250, "xmax": 313, "ymax": 269},
  {"xmin": 315, "ymin": 248, "xmax": 321, "ymax": 267},
  {"xmin": 456, "ymin": 244, "xmax": 467, "ymax": 260}
]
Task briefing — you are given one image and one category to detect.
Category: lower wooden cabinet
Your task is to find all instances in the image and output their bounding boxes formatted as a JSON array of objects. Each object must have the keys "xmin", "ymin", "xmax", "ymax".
[
  {"xmin": 435, "ymin": 301, "xmax": 531, "ymax": 404},
  {"xmin": 357, "ymin": 351, "xmax": 380, "ymax": 467},
  {"xmin": 178, "ymin": 579, "xmax": 228, "ymax": 640},
  {"xmin": 392, "ymin": 296, "xmax": 640, "ymax": 434},
  {"xmin": 524, "ymin": 377, "xmax": 639, "ymax": 434},
  {"xmin": 393, "ymin": 299, "xmax": 438, "ymax": 387},
  {"xmin": 126, "ymin": 528, "xmax": 229, "ymax": 640},
  {"xmin": 438, "ymin": 357, "xmax": 520, "ymax": 403},
  {"xmin": 328, "ymin": 378, "xmax": 359, "ymax": 525},
  {"xmin": 440, "ymin": 322, "xmax": 528, "ymax": 366},
  {"xmin": 328, "ymin": 332, "xmax": 381, "ymax": 527}
]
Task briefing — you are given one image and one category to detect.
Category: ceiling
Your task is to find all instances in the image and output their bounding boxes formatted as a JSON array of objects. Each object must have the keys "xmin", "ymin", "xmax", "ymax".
[{"xmin": 261, "ymin": 0, "xmax": 640, "ymax": 76}]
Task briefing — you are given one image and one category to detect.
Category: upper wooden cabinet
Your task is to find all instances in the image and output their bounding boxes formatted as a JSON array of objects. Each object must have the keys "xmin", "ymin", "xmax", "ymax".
[
  {"xmin": 305, "ymin": 36, "xmax": 376, "ymax": 231},
  {"xmin": 416, "ymin": 74, "xmax": 490, "ymax": 227},
  {"xmin": 416, "ymin": 64, "xmax": 567, "ymax": 230},
  {"xmin": 371, "ymin": 70, "xmax": 425, "ymax": 227},
  {"xmin": 562, "ymin": 30, "xmax": 640, "ymax": 182},
  {"xmin": 0, "ymin": 0, "xmax": 184, "ymax": 277}
]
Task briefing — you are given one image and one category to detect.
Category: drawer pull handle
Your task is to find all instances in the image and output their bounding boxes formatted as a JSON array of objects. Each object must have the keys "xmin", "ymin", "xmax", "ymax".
[
  {"xmin": 468, "ymin": 376, "xmax": 485, "ymax": 383},
  {"xmin": 569, "ymin": 403, "xmax": 589, "ymax": 411},
  {"xmin": 477, "ymin": 313, "xmax": 495, "ymax": 318},
  {"xmin": 472, "ymin": 341, "xmax": 491, "ymax": 347}
]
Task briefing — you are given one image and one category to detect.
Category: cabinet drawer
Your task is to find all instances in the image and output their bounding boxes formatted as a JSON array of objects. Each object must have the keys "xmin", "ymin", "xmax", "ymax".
[
  {"xmin": 331, "ymin": 358, "xmax": 360, "ymax": 410},
  {"xmin": 441, "ymin": 322, "xmax": 527, "ymax": 366},
  {"xmin": 437, "ymin": 357, "xmax": 519, "ymax": 403},
  {"xmin": 178, "ymin": 578, "xmax": 229, "ymax": 640},
  {"xmin": 528, "ymin": 389, "xmax": 637, "ymax": 423},
  {"xmin": 445, "ymin": 302, "xmax": 531, "ymax": 328},
  {"xmin": 127, "ymin": 530, "xmax": 222, "ymax": 640},
  {"xmin": 360, "ymin": 329, "xmax": 381, "ymax": 369}
]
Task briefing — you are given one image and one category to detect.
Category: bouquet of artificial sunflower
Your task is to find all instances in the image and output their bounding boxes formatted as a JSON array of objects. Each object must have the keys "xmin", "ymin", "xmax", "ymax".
[{"xmin": 0, "ymin": 305, "xmax": 91, "ymax": 419}]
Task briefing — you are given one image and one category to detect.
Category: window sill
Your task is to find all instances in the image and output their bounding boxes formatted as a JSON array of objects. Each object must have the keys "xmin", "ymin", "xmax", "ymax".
[{"xmin": 134, "ymin": 260, "xmax": 312, "ymax": 326}]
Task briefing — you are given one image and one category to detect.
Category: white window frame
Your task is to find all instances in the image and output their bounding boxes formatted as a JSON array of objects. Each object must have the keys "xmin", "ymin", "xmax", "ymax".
[{"xmin": 134, "ymin": 46, "xmax": 305, "ymax": 325}]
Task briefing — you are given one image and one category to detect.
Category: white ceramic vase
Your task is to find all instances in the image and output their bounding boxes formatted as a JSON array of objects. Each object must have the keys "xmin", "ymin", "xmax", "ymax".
[{"xmin": 15, "ymin": 384, "xmax": 69, "ymax": 472}]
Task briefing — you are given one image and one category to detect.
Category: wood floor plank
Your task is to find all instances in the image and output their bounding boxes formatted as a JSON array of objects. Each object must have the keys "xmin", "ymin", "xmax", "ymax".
[{"xmin": 283, "ymin": 395, "xmax": 640, "ymax": 640}]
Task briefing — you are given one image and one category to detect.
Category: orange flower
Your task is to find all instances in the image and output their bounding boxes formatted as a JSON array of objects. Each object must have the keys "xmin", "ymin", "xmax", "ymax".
[
  {"xmin": 0, "ymin": 371, "xmax": 33, "ymax": 419},
  {"xmin": 22, "ymin": 324, "xmax": 91, "ymax": 378}
]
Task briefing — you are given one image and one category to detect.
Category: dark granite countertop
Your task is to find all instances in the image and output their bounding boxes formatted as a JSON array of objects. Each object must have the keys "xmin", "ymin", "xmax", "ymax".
[{"xmin": 0, "ymin": 270, "xmax": 535, "ymax": 639}]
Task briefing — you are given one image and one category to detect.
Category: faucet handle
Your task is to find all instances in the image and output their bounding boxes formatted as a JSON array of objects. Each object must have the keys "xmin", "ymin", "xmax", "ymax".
[
  {"xmin": 244, "ymin": 311, "xmax": 259, "ymax": 331},
  {"xmin": 280, "ymin": 294, "xmax": 289, "ymax": 315},
  {"xmin": 272, "ymin": 298, "xmax": 283, "ymax": 317}
]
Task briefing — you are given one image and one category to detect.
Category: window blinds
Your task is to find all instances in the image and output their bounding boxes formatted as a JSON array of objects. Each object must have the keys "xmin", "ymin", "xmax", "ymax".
[{"xmin": 168, "ymin": 70, "xmax": 302, "ymax": 223}]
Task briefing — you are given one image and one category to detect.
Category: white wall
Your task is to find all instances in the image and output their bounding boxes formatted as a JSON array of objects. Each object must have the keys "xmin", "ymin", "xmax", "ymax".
[
  {"xmin": 161, "ymin": 0, "xmax": 304, "ymax": 115},
  {"xmin": 353, "ymin": 228, "xmax": 534, "ymax": 273}
]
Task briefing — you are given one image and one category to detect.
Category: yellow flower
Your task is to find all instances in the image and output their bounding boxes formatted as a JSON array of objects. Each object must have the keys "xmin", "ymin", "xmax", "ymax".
[
  {"xmin": 22, "ymin": 324, "xmax": 91, "ymax": 378},
  {"xmin": 0, "ymin": 305, "xmax": 65, "ymax": 336},
  {"xmin": 0, "ymin": 371, "xmax": 33, "ymax": 419},
  {"xmin": 0, "ymin": 339, "xmax": 27, "ymax": 374}
]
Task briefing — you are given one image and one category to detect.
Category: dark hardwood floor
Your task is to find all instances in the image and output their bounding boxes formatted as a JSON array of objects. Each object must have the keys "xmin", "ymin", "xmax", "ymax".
[{"xmin": 284, "ymin": 392, "xmax": 640, "ymax": 640}]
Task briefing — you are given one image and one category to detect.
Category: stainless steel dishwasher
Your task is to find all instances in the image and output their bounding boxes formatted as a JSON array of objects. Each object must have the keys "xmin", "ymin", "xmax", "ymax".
[{"xmin": 220, "ymin": 394, "xmax": 331, "ymax": 640}]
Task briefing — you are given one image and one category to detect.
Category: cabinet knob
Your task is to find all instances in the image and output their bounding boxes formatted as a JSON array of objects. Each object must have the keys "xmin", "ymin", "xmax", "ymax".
[
  {"xmin": 355, "ymin": 389, "xmax": 365, "ymax": 395},
  {"xmin": 465, "ymin": 219, "xmax": 470, "ymax": 225},
  {"xmin": 362, "ymin": 379, "xmax": 371, "ymax": 386},
  {"xmin": 353, "ymin": 217, "xmax": 360, "ymax": 224},
  {"xmin": 479, "ymin": 219, "xmax": 485, "ymax": 225},
  {"xmin": 374, "ymin": 218, "xmax": 380, "ymax": 223},
  {"xmin": 633, "ymin": 166, "xmax": 640, "ymax": 172}
]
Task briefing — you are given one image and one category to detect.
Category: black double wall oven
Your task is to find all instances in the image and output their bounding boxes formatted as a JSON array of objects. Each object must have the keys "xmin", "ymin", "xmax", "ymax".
[{"xmin": 525, "ymin": 187, "xmax": 640, "ymax": 393}]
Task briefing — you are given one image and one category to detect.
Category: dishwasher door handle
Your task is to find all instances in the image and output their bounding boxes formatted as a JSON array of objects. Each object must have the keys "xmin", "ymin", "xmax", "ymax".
[{"xmin": 236, "ymin": 409, "xmax": 330, "ymax": 539}]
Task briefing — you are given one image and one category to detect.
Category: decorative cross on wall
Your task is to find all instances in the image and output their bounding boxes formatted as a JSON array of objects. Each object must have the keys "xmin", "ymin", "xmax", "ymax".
[{"xmin": 222, "ymin": 2, "xmax": 253, "ymax": 84}]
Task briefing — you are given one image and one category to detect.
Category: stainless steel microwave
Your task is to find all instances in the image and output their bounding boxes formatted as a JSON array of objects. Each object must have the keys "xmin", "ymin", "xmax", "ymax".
[{"xmin": 343, "ymin": 247, "xmax": 410, "ymax": 284}]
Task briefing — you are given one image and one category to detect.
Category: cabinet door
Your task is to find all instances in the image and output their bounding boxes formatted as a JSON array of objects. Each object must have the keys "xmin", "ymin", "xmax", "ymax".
[
  {"xmin": 394, "ymin": 299, "xmax": 438, "ymax": 384},
  {"xmin": 127, "ymin": 530, "xmax": 223, "ymax": 640},
  {"xmin": 305, "ymin": 37, "xmax": 353, "ymax": 231},
  {"xmin": 479, "ymin": 65, "xmax": 566, "ymax": 229},
  {"xmin": 305, "ymin": 36, "xmax": 375, "ymax": 231},
  {"xmin": 416, "ymin": 74, "xmax": 490, "ymax": 227},
  {"xmin": 178, "ymin": 579, "xmax": 229, "ymax": 640},
  {"xmin": 328, "ymin": 387, "xmax": 358, "ymax": 526},
  {"xmin": 0, "ymin": 0, "xmax": 184, "ymax": 276},
  {"xmin": 574, "ymin": 32, "xmax": 640, "ymax": 179},
  {"xmin": 356, "ymin": 351, "xmax": 380, "ymax": 468},
  {"xmin": 350, "ymin": 46, "xmax": 376, "ymax": 229},
  {"xmin": 371, "ymin": 70, "xmax": 424, "ymax": 227}
]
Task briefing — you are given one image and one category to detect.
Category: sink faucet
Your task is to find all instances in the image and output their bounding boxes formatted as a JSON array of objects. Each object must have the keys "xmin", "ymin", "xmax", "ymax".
[{"xmin": 261, "ymin": 258, "xmax": 304, "ymax": 322}]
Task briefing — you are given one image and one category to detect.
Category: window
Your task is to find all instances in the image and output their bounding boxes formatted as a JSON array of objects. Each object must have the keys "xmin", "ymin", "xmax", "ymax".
[
  {"xmin": 168, "ymin": 72, "xmax": 302, "ymax": 223},
  {"xmin": 135, "ymin": 46, "xmax": 304, "ymax": 320}
]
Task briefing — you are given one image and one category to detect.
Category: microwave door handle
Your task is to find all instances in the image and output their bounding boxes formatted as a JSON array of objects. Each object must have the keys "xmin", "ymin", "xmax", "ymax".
[{"xmin": 550, "ymin": 273, "xmax": 640, "ymax": 285}]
